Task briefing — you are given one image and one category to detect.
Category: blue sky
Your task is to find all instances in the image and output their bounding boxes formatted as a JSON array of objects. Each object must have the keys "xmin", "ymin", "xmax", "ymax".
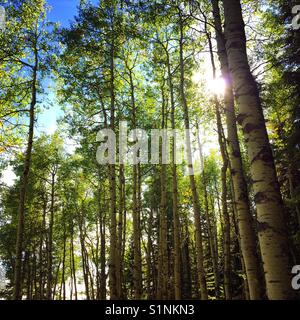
[
  {"xmin": 38, "ymin": 0, "xmax": 100, "ymax": 135},
  {"xmin": 37, "ymin": 0, "xmax": 82, "ymax": 135},
  {"xmin": 47, "ymin": 0, "xmax": 99, "ymax": 28},
  {"xmin": 47, "ymin": 0, "xmax": 80, "ymax": 27}
]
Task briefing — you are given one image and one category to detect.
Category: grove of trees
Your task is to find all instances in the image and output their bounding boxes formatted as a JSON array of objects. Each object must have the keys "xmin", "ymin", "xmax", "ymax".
[{"xmin": 0, "ymin": 0, "xmax": 299, "ymax": 300}]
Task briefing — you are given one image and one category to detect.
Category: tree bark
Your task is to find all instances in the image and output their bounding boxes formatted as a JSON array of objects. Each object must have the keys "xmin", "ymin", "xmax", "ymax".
[
  {"xmin": 157, "ymin": 86, "xmax": 169, "ymax": 300},
  {"xmin": 117, "ymin": 164, "xmax": 125, "ymax": 298},
  {"xmin": 39, "ymin": 192, "xmax": 47, "ymax": 299},
  {"xmin": 70, "ymin": 221, "xmax": 78, "ymax": 300},
  {"xmin": 146, "ymin": 209, "xmax": 155, "ymax": 299},
  {"xmin": 99, "ymin": 192, "xmax": 107, "ymax": 300},
  {"xmin": 204, "ymin": 13, "xmax": 232, "ymax": 299},
  {"xmin": 60, "ymin": 217, "xmax": 66, "ymax": 300},
  {"xmin": 46, "ymin": 169, "xmax": 56, "ymax": 300},
  {"xmin": 164, "ymin": 44, "xmax": 182, "ymax": 300},
  {"xmin": 13, "ymin": 35, "xmax": 38, "ymax": 300},
  {"xmin": 222, "ymin": 0, "xmax": 293, "ymax": 299},
  {"xmin": 128, "ymin": 66, "xmax": 142, "ymax": 300},
  {"xmin": 197, "ymin": 125, "xmax": 220, "ymax": 298},
  {"xmin": 178, "ymin": 8, "xmax": 207, "ymax": 300},
  {"xmin": 211, "ymin": 0, "xmax": 263, "ymax": 299},
  {"xmin": 108, "ymin": 30, "xmax": 118, "ymax": 299}
]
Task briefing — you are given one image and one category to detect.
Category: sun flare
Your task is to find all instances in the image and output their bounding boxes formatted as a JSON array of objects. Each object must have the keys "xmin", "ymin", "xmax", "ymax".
[
  {"xmin": 192, "ymin": 70, "xmax": 226, "ymax": 96},
  {"xmin": 207, "ymin": 77, "xmax": 226, "ymax": 96}
]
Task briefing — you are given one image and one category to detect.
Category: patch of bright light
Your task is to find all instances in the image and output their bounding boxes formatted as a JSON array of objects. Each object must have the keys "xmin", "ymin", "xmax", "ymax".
[
  {"xmin": 192, "ymin": 66, "xmax": 226, "ymax": 97},
  {"xmin": 207, "ymin": 77, "xmax": 226, "ymax": 96},
  {"xmin": 0, "ymin": 166, "xmax": 17, "ymax": 187},
  {"xmin": 192, "ymin": 71, "xmax": 203, "ymax": 84}
]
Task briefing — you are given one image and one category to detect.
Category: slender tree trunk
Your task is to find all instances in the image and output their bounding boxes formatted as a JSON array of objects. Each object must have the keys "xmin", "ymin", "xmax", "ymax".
[
  {"xmin": 217, "ymin": 107, "xmax": 231, "ymax": 300},
  {"xmin": 210, "ymin": 197, "xmax": 219, "ymax": 269},
  {"xmin": 222, "ymin": 167, "xmax": 231, "ymax": 300},
  {"xmin": 211, "ymin": 0, "xmax": 263, "ymax": 299},
  {"xmin": 232, "ymin": 196, "xmax": 251, "ymax": 299},
  {"xmin": 33, "ymin": 252, "xmax": 37, "ymax": 299},
  {"xmin": 88, "ymin": 261, "xmax": 95, "ymax": 300},
  {"xmin": 117, "ymin": 164, "xmax": 125, "ymax": 298},
  {"xmin": 46, "ymin": 170, "xmax": 56, "ymax": 300},
  {"xmin": 178, "ymin": 8, "xmax": 207, "ymax": 300},
  {"xmin": 60, "ymin": 219, "xmax": 66, "ymax": 300},
  {"xmin": 100, "ymin": 227, "xmax": 106, "ymax": 300},
  {"xmin": 121, "ymin": 191, "xmax": 127, "ymax": 299},
  {"xmin": 206, "ymin": 180, "xmax": 220, "ymax": 298},
  {"xmin": 181, "ymin": 223, "xmax": 192, "ymax": 299},
  {"xmin": 146, "ymin": 209, "xmax": 154, "ymax": 299},
  {"xmin": 157, "ymin": 86, "xmax": 168, "ymax": 300},
  {"xmin": 39, "ymin": 193, "xmax": 47, "ymax": 299},
  {"xmin": 13, "ymin": 36, "xmax": 38, "ymax": 300},
  {"xmin": 205, "ymin": 18, "xmax": 232, "ymax": 299},
  {"xmin": 197, "ymin": 126, "xmax": 220, "ymax": 298},
  {"xmin": 78, "ymin": 208, "xmax": 90, "ymax": 300},
  {"xmin": 229, "ymin": 157, "xmax": 251, "ymax": 300},
  {"xmin": 25, "ymin": 251, "xmax": 31, "ymax": 300},
  {"xmin": 99, "ymin": 196, "xmax": 107, "ymax": 300},
  {"xmin": 52, "ymin": 259, "xmax": 61, "ymax": 300},
  {"xmin": 70, "ymin": 222, "xmax": 77, "ymax": 300},
  {"xmin": 164, "ymin": 46, "xmax": 182, "ymax": 300},
  {"xmin": 127, "ymin": 67, "xmax": 142, "ymax": 300},
  {"xmin": 222, "ymin": 0, "xmax": 293, "ymax": 299},
  {"xmin": 95, "ymin": 207, "xmax": 101, "ymax": 300},
  {"xmin": 108, "ymin": 31, "xmax": 119, "ymax": 300}
]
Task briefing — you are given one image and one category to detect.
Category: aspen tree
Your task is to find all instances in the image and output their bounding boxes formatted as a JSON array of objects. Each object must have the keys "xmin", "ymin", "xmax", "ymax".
[
  {"xmin": 222, "ymin": 0, "xmax": 293, "ymax": 299},
  {"xmin": 211, "ymin": 0, "xmax": 263, "ymax": 299},
  {"xmin": 178, "ymin": 7, "xmax": 207, "ymax": 300}
]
